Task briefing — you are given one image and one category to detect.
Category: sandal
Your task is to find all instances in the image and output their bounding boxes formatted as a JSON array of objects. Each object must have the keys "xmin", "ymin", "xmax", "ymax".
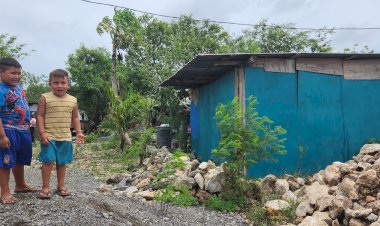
[
  {"xmin": 57, "ymin": 188, "xmax": 71, "ymax": 197},
  {"xmin": 38, "ymin": 191, "xmax": 52, "ymax": 200},
  {"xmin": 1, "ymin": 194, "xmax": 17, "ymax": 204},
  {"xmin": 15, "ymin": 185, "xmax": 38, "ymax": 193}
]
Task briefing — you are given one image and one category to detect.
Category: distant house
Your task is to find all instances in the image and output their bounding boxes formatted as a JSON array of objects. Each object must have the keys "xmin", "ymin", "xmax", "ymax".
[{"xmin": 162, "ymin": 53, "xmax": 380, "ymax": 177}]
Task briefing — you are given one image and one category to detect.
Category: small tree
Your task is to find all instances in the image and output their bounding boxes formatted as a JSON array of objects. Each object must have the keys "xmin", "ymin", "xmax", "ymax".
[
  {"xmin": 212, "ymin": 96, "xmax": 286, "ymax": 201},
  {"xmin": 106, "ymin": 87, "xmax": 150, "ymax": 151}
]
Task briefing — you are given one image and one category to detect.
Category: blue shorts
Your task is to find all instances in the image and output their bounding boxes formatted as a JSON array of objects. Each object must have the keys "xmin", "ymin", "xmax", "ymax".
[
  {"xmin": 39, "ymin": 140, "xmax": 73, "ymax": 165},
  {"xmin": 0, "ymin": 129, "xmax": 33, "ymax": 169}
]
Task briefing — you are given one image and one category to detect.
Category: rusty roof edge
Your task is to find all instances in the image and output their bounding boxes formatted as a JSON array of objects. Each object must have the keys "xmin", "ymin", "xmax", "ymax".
[{"xmin": 160, "ymin": 53, "xmax": 380, "ymax": 87}]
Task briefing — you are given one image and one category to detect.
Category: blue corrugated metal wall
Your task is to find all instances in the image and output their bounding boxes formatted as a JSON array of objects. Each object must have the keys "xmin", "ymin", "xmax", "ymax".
[
  {"xmin": 190, "ymin": 72, "xmax": 235, "ymax": 161},
  {"xmin": 191, "ymin": 66, "xmax": 380, "ymax": 177},
  {"xmin": 246, "ymin": 68, "xmax": 380, "ymax": 177}
]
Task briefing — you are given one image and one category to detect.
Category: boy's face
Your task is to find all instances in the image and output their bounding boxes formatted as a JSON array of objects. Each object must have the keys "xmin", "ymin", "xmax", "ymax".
[
  {"xmin": 0, "ymin": 66, "xmax": 22, "ymax": 87},
  {"xmin": 49, "ymin": 76, "xmax": 70, "ymax": 97}
]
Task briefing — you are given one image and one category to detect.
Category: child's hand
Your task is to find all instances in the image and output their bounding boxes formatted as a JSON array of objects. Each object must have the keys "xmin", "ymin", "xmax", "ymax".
[
  {"xmin": 74, "ymin": 133, "xmax": 84, "ymax": 144},
  {"xmin": 0, "ymin": 135, "xmax": 10, "ymax": 149},
  {"xmin": 40, "ymin": 133, "xmax": 50, "ymax": 145}
]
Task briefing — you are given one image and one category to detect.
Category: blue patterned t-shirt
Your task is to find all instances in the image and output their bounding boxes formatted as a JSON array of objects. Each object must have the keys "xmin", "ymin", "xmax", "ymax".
[{"xmin": 0, "ymin": 83, "xmax": 30, "ymax": 131}]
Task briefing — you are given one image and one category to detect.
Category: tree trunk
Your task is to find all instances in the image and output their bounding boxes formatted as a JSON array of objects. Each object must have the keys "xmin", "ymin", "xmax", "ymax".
[{"xmin": 111, "ymin": 41, "xmax": 120, "ymax": 96}]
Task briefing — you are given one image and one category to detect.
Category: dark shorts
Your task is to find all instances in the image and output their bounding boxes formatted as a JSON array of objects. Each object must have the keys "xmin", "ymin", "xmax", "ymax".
[
  {"xmin": 39, "ymin": 140, "xmax": 73, "ymax": 165},
  {"xmin": 0, "ymin": 129, "xmax": 33, "ymax": 169}
]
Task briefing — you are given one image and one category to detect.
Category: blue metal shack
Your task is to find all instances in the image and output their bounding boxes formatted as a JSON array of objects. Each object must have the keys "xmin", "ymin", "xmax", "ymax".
[{"xmin": 161, "ymin": 53, "xmax": 380, "ymax": 177}]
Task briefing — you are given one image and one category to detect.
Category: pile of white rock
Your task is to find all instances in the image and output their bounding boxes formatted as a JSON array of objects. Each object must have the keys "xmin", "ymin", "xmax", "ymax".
[
  {"xmin": 100, "ymin": 145, "xmax": 226, "ymax": 203},
  {"xmin": 261, "ymin": 144, "xmax": 380, "ymax": 226}
]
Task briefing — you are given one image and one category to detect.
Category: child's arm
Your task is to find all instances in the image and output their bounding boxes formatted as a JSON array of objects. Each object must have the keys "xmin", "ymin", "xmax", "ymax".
[
  {"xmin": 0, "ymin": 107, "xmax": 10, "ymax": 149},
  {"xmin": 36, "ymin": 96, "xmax": 49, "ymax": 145},
  {"xmin": 72, "ymin": 104, "xmax": 84, "ymax": 144}
]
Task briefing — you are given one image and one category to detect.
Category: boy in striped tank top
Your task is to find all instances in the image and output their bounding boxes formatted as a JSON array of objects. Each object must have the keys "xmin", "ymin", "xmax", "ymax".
[{"xmin": 36, "ymin": 69, "xmax": 84, "ymax": 199}]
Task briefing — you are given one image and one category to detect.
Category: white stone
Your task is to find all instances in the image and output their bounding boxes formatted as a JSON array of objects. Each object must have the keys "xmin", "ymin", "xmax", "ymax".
[
  {"xmin": 275, "ymin": 179, "xmax": 289, "ymax": 195},
  {"xmin": 298, "ymin": 216, "xmax": 328, "ymax": 226},
  {"xmin": 204, "ymin": 167, "xmax": 225, "ymax": 193},
  {"xmin": 296, "ymin": 201, "xmax": 314, "ymax": 217},
  {"xmin": 194, "ymin": 173, "xmax": 205, "ymax": 190},
  {"xmin": 264, "ymin": 200, "xmax": 290, "ymax": 211}
]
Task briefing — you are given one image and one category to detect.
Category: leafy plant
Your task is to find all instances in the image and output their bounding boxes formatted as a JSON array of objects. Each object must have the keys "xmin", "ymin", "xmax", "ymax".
[
  {"xmin": 84, "ymin": 132, "xmax": 100, "ymax": 143},
  {"xmin": 125, "ymin": 128, "xmax": 155, "ymax": 167},
  {"xmin": 106, "ymin": 87, "xmax": 150, "ymax": 151},
  {"xmin": 155, "ymin": 184, "xmax": 198, "ymax": 207},
  {"xmin": 246, "ymin": 202, "xmax": 298, "ymax": 226},
  {"xmin": 203, "ymin": 195, "xmax": 238, "ymax": 212},
  {"xmin": 212, "ymin": 96, "xmax": 287, "ymax": 207}
]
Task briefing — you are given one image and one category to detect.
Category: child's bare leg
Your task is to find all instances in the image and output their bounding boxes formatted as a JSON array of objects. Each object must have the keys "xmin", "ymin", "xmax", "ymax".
[
  {"xmin": 0, "ymin": 168, "xmax": 17, "ymax": 203},
  {"xmin": 56, "ymin": 164, "xmax": 70, "ymax": 196},
  {"xmin": 0, "ymin": 168, "xmax": 11, "ymax": 196},
  {"xmin": 56, "ymin": 164, "xmax": 66, "ymax": 190},
  {"xmin": 41, "ymin": 162, "xmax": 54, "ymax": 193},
  {"xmin": 12, "ymin": 164, "xmax": 27, "ymax": 190}
]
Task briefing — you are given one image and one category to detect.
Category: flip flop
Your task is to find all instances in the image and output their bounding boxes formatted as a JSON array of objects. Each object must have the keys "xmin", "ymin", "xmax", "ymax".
[
  {"xmin": 38, "ymin": 191, "xmax": 52, "ymax": 200},
  {"xmin": 15, "ymin": 185, "xmax": 38, "ymax": 193},
  {"xmin": 1, "ymin": 194, "xmax": 18, "ymax": 204},
  {"xmin": 57, "ymin": 188, "xmax": 71, "ymax": 197}
]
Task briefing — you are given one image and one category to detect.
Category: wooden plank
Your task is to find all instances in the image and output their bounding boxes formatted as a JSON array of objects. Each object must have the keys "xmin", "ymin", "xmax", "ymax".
[
  {"xmin": 191, "ymin": 89, "xmax": 198, "ymax": 104},
  {"xmin": 296, "ymin": 58, "xmax": 343, "ymax": 76},
  {"xmin": 264, "ymin": 58, "xmax": 296, "ymax": 73},
  {"xmin": 238, "ymin": 66, "xmax": 246, "ymax": 113},
  {"xmin": 235, "ymin": 68, "xmax": 239, "ymax": 97},
  {"xmin": 248, "ymin": 58, "xmax": 265, "ymax": 68},
  {"xmin": 343, "ymin": 59, "xmax": 380, "ymax": 80},
  {"xmin": 247, "ymin": 58, "xmax": 295, "ymax": 73}
]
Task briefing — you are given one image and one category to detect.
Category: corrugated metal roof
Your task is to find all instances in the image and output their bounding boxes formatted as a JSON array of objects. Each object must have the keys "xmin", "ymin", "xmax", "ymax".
[{"xmin": 161, "ymin": 53, "xmax": 380, "ymax": 88}]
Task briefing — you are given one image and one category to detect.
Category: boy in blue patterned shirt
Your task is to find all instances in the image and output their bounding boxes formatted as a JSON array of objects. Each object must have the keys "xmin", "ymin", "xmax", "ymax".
[{"xmin": 0, "ymin": 58, "xmax": 36, "ymax": 204}]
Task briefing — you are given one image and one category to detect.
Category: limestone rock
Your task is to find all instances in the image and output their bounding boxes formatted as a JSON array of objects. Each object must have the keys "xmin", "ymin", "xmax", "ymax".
[{"xmin": 204, "ymin": 167, "xmax": 225, "ymax": 193}]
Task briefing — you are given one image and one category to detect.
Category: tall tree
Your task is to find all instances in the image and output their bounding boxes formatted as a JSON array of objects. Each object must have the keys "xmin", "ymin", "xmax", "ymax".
[
  {"xmin": 66, "ymin": 45, "xmax": 112, "ymax": 130},
  {"xmin": 0, "ymin": 33, "xmax": 30, "ymax": 58},
  {"xmin": 97, "ymin": 8, "xmax": 141, "ymax": 96},
  {"xmin": 238, "ymin": 19, "xmax": 333, "ymax": 53}
]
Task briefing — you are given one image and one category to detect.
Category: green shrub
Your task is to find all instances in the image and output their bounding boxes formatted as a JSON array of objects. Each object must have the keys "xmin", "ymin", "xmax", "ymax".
[
  {"xmin": 212, "ymin": 96, "xmax": 287, "ymax": 209},
  {"xmin": 203, "ymin": 195, "xmax": 238, "ymax": 212},
  {"xmin": 84, "ymin": 132, "xmax": 99, "ymax": 143},
  {"xmin": 155, "ymin": 184, "xmax": 198, "ymax": 207},
  {"xmin": 246, "ymin": 201, "xmax": 298, "ymax": 226}
]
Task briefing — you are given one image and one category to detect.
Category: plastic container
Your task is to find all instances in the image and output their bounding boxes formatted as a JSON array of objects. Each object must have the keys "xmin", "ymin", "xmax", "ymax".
[{"xmin": 156, "ymin": 125, "xmax": 172, "ymax": 148}]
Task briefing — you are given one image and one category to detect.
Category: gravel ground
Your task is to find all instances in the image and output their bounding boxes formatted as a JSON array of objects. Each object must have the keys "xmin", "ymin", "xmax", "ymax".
[{"xmin": 1, "ymin": 166, "xmax": 248, "ymax": 226}]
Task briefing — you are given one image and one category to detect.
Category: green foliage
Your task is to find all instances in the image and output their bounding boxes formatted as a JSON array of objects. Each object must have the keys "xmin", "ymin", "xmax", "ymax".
[
  {"xmin": 107, "ymin": 88, "xmax": 150, "ymax": 132},
  {"xmin": 203, "ymin": 194, "xmax": 238, "ymax": 212},
  {"xmin": 246, "ymin": 202, "xmax": 298, "ymax": 226},
  {"xmin": 164, "ymin": 151, "xmax": 186, "ymax": 170},
  {"xmin": 84, "ymin": 132, "xmax": 100, "ymax": 143},
  {"xmin": 0, "ymin": 33, "xmax": 30, "ymax": 59},
  {"xmin": 66, "ymin": 45, "xmax": 112, "ymax": 130},
  {"xmin": 125, "ymin": 128, "xmax": 155, "ymax": 166},
  {"xmin": 152, "ymin": 151, "xmax": 188, "ymax": 187},
  {"xmin": 23, "ymin": 72, "xmax": 50, "ymax": 103},
  {"xmin": 155, "ymin": 184, "xmax": 198, "ymax": 207},
  {"xmin": 344, "ymin": 44, "xmax": 374, "ymax": 53},
  {"xmin": 240, "ymin": 19, "xmax": 333, "ymax": 53},
  {"xmin": 212, "ymin": 96, "xmax": 286, "ymax": 207}
]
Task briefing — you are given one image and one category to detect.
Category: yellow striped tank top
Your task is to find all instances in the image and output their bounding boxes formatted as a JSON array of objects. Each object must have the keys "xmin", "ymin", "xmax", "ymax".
[{"xmin": 42, "ymin": 92, "xmax": 76, "ymax": 141}]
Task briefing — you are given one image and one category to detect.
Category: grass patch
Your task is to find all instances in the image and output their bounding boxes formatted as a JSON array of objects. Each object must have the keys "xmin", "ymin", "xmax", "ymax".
[
  {"xmin": 245, "ymin": 201, "xmax": 298, "ymax": 226},
  {"xmin": 203, "ymin": 195, "xmax": 238, "ymax": 212},
  {"xmin": 155, "ymin": 184, "xmax": 198, "ymax": 207}
]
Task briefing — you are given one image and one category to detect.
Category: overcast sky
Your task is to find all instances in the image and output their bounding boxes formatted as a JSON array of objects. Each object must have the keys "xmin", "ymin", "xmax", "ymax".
[{"xmin": 1, "ymin": 0, "xmax": 379, "ymax": 76}]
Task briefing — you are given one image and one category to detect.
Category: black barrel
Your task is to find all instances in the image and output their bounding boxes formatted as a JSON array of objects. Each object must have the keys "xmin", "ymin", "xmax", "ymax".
[{"xmin": 156, "ymin": 126, "xmax": 172, "ymax": 147}]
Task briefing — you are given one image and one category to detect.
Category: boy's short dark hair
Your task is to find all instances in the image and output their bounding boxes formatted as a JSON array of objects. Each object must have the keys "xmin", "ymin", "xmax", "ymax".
[
  {"xmin": 49, "ymin": 69, "xmax": 70, "ymax": 84},
  {"xmin": 0, "ymin": 58, "xmax": 22, "ymax": 72}
]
